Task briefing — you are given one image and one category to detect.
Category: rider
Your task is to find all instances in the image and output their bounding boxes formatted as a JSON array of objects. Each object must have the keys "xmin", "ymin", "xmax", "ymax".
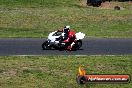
[{"xmin": 60, "ymin": 25, "xmax": 76, "ymax": 50}]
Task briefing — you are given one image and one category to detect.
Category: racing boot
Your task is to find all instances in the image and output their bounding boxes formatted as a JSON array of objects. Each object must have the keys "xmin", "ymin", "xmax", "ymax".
[
  {"xmin": 67, "ymin": 46, "xmax": 72, "ymax": 51},
  {"xmin": 67, "ymin": 42, "xmax": 75, "ymax": 51}
]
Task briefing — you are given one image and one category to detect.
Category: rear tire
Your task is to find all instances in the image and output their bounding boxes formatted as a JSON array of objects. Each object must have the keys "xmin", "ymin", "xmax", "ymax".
[
  {"xmin": 76, "ymin": 40, "xmax": 82, "ymax": 50},
  {"xmin": 42, "ymin": 41, "xmax": 51, "ymax": 50}
]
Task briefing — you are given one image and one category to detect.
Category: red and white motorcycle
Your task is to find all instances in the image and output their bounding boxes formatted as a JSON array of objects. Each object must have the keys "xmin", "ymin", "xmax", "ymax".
[{"xmin": 42, "ymin": 31, "xmax": 85, "ymax": 51}]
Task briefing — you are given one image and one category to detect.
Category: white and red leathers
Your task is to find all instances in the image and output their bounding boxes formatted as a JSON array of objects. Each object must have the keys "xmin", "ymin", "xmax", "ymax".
[
  {"xmin": 63, "ymin": 30, "xmax": 76, "ymax": 50},
  {"xmin": 58, "ymin": 29, "xmax": 76, "ymax": 50}
]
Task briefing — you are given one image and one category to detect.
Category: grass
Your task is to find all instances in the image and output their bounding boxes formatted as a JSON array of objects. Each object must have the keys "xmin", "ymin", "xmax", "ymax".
[
  {"xmin": 0, "ymin": 56, "xmax": 132, "ymax": 88},
  {"xmin": 0, "ymin": 0, "xmax": 132, "ymax": 38}
]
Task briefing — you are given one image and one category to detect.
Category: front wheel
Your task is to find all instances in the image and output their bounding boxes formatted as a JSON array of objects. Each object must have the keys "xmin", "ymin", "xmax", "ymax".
[{"xmin": 42, "ymin": 41, "xmax": 51, "ymax": 50}]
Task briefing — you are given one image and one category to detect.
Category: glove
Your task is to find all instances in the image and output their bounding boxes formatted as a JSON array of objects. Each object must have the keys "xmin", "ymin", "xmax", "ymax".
[{"xmin": 67, "ymin": 46, "xmax": 72, "ymax": 51}]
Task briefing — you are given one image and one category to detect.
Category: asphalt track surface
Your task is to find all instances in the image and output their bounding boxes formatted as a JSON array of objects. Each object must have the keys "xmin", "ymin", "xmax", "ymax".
[{"xmin": 0, "ymin": 38, "xmax": 132, "ymax": 56}]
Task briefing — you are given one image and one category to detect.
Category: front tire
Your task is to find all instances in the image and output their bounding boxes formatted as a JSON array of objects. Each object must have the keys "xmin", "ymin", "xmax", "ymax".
[{"xmin": 42, "ymin": 41, "xmax": 51, "ymax": 50}]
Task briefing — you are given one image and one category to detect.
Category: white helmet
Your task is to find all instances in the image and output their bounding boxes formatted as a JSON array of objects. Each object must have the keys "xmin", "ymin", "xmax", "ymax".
[
  {"xmin": 64, "ymin": 25, "xmax": 70, "ymax": 33},
  {"xmin": 65, "ymin": 25, "xmax": 70, "ymax": 29}
]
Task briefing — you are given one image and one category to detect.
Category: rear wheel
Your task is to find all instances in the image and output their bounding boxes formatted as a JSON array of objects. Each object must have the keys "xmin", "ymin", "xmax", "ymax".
[
  {"xmin": 42, "ymin": 41, "xmax": 51, "ymax": 50},
  {"xmin": 76, "ymin": 40, "xmax": 82, "ymax": 50}
]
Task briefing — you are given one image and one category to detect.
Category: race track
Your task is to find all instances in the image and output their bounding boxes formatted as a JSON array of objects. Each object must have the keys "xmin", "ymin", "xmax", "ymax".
[{"xmin": 0, "ymin": 38, "xmax": 132, "ymax": 56}]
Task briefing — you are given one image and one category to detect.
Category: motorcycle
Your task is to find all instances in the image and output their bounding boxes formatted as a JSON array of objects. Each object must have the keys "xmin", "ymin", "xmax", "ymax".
[{"xmin": 42, "ymin": 31, "xmax": 85, "ymax": 51}]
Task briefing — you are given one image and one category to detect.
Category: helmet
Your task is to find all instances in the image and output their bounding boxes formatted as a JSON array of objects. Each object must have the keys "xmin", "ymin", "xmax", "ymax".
[{"xmin": 64, "ymin": 25, "xmax": 70, "ymax": 33}]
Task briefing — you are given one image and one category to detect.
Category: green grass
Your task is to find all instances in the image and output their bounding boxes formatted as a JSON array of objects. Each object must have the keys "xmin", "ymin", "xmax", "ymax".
[
  {"xmin": 0, "ymin": 0, "xmax": 132, "ymax": 38},
  {"xmin": 0, "ymin": 56, "xmax": 132, "ymax": 88}
]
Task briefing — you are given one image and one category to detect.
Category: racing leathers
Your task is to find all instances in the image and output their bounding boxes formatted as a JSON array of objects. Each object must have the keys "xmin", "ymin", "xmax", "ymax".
[{"xmin": 62, "ymin": 30, "xmax": 76, "ymax": 50}]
